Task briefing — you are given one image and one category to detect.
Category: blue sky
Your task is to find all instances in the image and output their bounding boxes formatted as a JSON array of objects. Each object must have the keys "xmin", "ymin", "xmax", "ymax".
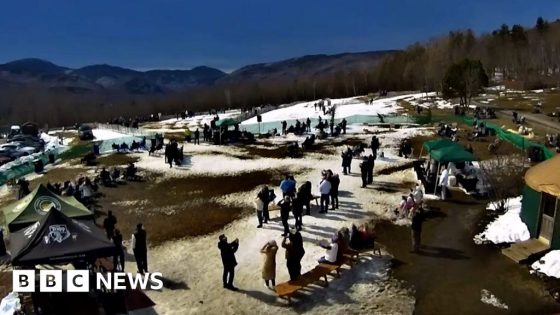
[{"xmin": 0, "ymin": 0, "xmax": 558, "ymax": 72}]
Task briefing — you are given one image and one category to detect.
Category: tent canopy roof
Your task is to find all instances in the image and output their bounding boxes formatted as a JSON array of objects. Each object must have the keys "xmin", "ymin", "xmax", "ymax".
[
  {"xmin": 10, "ymin": 208, "xmax": 115, "ymax": 266},
  {"xmin": 3, "ymin": 184, "xmax": 93, "ymax": 232},
  {"xmin": 525, "ymin": 154, "xmax": 560, "ymax": 197},
  {"xmin": 429, "ymin": 144, "xmax": 477, "ymax": 163}
]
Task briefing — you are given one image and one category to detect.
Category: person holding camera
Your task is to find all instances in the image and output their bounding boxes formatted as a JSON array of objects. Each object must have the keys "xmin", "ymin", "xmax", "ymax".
[{"xmin": 218, "ymin": 234, "xmax": 239, "ymax": 291}]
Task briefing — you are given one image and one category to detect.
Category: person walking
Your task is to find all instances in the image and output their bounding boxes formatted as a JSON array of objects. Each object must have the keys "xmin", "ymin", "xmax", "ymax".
[
  {"xmin": 306, "ymin": 118, "xmax": 311, "ymax": 132},
  {"xmin": 319, "ymin": 172, "xmax": 331, "ymax": 213},
  {"xmin": 411, "ymin": 207, "xmax": 424, "ymax": 253},
  {"xmin": 113, "ymin": 229, "xmax": 125, "ymax": 271},
  {"xmin": 439, "ymin": 165, "xmax": 449, "ymax": 200},
  {"xmin": 328, "ymin": 170, "xmax": 340, "ymax": 210},
  {"xmin": 131, "ymin": 223, "xmax": 148, "ymax": 274},
  {"xmin": 194, "ymin": 128, "xmax": 200, "ymax": 145},
  {"xmin": 359, "ymin": 157, "xmax": 368, "ymax": 188},
  {"xmin": 278, "ymin": 196, "xmax": 292, "ymax": 236},
  {"xmin": 260, "ymin": 240, "xmax": 278, "ymax": 289},
  {"xmin": 282, "ymin": 232, "xmax": 305, "ymax": 281},
  {"xmin": 218, "ymin": 234, "xmax": 239, "ymax": 290},
  {"xmin": 103, "ymin": 210, "xmax": 117, "ymax": 239}
]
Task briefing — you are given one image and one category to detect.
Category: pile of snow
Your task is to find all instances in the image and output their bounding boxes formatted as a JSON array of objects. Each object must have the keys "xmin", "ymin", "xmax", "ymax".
[
  {"xmin": 92, "ymin": 129, "xmax": 129, "ymax": 141},
  {"xmin": 473, "ymin": 197, "xmax": 530, "ymax": 245},
  {"xmin": 481, "ymin": 289, "xmax": 509, "ymax": 310},
  {"xmin": 531, "ymin": 250, "xmax": 560, "ymax": 278}
]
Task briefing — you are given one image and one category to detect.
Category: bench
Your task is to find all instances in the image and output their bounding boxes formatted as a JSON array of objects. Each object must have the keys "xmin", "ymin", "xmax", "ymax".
[{"xmin": 275, "ymin": 265, "xmax": 333, "ymax": 304}]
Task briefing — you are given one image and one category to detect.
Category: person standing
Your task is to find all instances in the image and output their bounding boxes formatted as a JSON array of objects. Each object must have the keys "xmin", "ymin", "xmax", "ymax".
[
  {"xmin": 341, "ymin": 118, "xmax": 347, "ymax": 134},
  {"xmin": 255, "ymin": 195, "xmax": 265, "ymax": 228},
  {"xmin": 132, "ymin": 223, "xmax": 148, "ymax": 274},
  {"xmin": 359, "ymin": 157, "xmax": 368, "ymax": 188},
  {"xmin": 367, "ymin": 154, "xmax": 375, "ymax": 184},
  {"xmin": 103, "ymin": 211, "xmax": 117, "ymax": 239},
  {"xmin": 113, "ymin": 229, "xmax": 125, "ymax": 271},
  {"xmin": 439, "ymin": 165, "xmax": 449, "ymax": 200},
  {"xmin": 411, "ymin": 207, "xmax": 424, "ymax": 253},
  {"xmin": 306, "ymin": 118, "xmax": 311, "ymax": 132},
  {"xmin": 278, "ymin": 196, "xmax": 292, "ymax": 236},
  {"xmin": 282, "ymin": 232, "xmax": 305, "ymax": 281},
  {"xmin": 218, "ymin": 234, "xmax": 239, "ymax": 290},
  {"xmin": 260, "ymin": 240, "xmax": 278, "ymax": 288},
  {"xmin": 194, "ymin": 128, "xmax": 200, "ymax": 145},
  {"xmin": 328, "ymin": 170, "xmax": 340, "ymax": 210},
  {"xmin": 292, "ymin": 195, "xmax": 303, "ymax": 231},
  {"xmin": 341, "ymin": 149, "xmax": 352, "ymax": 175},
  {"xmin": 319, "ymin": 173, "xmax": 332, "ymax": 214},
  {"xmin": 298, "ymin": 181, "xmax": 312, "ymax": 216},
  {"xmin": 280, "ymin": 175, "xmax": 296, "ymax": 197},
  {"xmin": 371, "ymin": 136, "xmax": 380, "ymax": 156}
]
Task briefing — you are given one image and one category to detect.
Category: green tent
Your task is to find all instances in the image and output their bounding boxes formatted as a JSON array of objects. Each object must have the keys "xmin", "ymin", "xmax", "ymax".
[
  {"xmin": 3, "ymin": 184, "xmax": 94, "ymax": 232},
  {"xmin": 215, "ymin": 118, "xmax": 238, "ymax": 127},
  {"xmin": 430, "ymin": 145, "xmax": 477, "ymax": 163},
  {"xmin": 422, "ymin": 138, "xmax": 460, "ymax": 152}
]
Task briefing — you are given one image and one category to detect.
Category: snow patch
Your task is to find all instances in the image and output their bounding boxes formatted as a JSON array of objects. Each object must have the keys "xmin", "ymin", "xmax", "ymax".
[{"xmin": 481, "ymin": 289, "xmax": 508, "ymax": 310}]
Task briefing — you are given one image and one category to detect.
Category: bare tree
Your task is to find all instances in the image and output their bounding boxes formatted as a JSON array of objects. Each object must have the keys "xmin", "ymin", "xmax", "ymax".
[{"xmin": 478, "ymin": 151, "xmax": 527, "ymax": 212}]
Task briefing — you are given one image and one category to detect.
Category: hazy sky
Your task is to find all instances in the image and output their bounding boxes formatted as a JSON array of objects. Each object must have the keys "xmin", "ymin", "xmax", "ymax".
[{"xmin": 0, "ymin": 0, "xmax": 558, "ymax": 72}]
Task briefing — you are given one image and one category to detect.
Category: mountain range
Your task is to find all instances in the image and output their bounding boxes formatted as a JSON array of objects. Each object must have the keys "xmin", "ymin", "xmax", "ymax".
[{"xmin": 0, "ymin": 50, "xmax": 395, "ymax": 95}]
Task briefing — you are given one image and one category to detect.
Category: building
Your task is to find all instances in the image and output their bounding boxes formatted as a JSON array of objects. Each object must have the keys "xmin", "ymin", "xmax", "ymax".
[{"xmin": 520, "ymin": 154, "xmax": 560, "ymax": 248}]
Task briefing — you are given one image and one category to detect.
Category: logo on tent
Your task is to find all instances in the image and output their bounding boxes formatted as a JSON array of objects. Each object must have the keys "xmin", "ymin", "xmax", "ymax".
[
  {"xmin": 34, "ymin": 197, "xmax": 61, "ymax": 215},
  {"xmin": 46, "ymin": 225, "xmax": 70, "ymax": 244}
]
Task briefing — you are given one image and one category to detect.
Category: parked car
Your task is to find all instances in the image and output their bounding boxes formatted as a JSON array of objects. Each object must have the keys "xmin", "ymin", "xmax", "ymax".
[
  {"xmin": 0, "ymin": 143, "xmax": 36, "ymax": 157},
  {"xmin": 7, "ymin": 135, "xmax": 45, "ymax": 150},
  {"xmin": 78, "ymin": 125, "xmax": 94, "ymax": 140}
]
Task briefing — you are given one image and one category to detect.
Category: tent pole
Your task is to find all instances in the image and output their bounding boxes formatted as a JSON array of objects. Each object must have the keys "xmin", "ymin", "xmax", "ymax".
[{"xmin": 434, "ymin": 161, "xmax": 441, "ymax": 194}]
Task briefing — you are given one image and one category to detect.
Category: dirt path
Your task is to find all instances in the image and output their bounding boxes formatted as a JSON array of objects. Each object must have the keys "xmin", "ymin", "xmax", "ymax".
[{"xmin": 376, "ymin": 198, "xmax": 560, "ymax": 315}]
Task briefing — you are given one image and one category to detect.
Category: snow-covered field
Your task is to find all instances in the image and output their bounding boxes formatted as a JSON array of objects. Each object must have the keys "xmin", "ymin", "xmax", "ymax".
[
  {"xmin": 123, "ymin": 124, "xmax": 426, "ymax": 314},
  {"xmin": 473, "ymin": 197, "xmax": 530, "ymax": 245}
]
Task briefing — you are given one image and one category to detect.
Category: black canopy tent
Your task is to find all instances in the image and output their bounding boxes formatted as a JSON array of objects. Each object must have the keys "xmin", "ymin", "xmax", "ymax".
[{"xmin": 10, "ymin": 208, "xmax": 115, "ymax": 266}]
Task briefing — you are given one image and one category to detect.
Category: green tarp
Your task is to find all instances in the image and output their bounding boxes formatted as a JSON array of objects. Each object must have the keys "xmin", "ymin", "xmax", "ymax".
[
  {"xmin": 215, "ymin": 118, "xmax": 238, "ymax": 127},
  {"xmin": 461, "ymin": 116, "xmax": 555, "ymax": 160},
  {"xmin": 3, "ymin": 184, "xmax": 94, "ymax": 232}
]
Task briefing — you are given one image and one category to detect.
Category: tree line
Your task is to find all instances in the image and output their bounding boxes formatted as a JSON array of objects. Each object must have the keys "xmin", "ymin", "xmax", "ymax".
[{"xmin": 1, "ymin": 17, "xmax": 559, "ymax": 127}]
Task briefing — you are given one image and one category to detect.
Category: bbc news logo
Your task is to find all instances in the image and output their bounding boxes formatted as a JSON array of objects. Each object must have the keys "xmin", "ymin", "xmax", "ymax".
[{"xmin": 13, "ymin": 270, "xmax": 164, "ymax": 292}]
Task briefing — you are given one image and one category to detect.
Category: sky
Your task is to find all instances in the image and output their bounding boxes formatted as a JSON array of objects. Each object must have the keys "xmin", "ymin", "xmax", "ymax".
[{"xmin": 0, "ymin": 0, "xmax": 558, "ymax": 72}]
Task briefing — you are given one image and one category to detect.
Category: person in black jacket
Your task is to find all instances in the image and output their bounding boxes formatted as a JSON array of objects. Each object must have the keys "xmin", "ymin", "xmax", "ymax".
[
  {"xmin": 411, "ymin": 208, "xmax": 424, "ymax": 253},
  {"xmin": 328, "ymin": 170, "xmax": 340, "ymax": 210},
  {"xmin": 113, "ymin": 229, "xmax": 125, "ymax": 271},
  {"xmin": 132, "ymin": 223, "xmax": 148, "ymax": 274},
  {"xmin": 218, "ymin": 234, "xmax": 239, "ymax": 290},
  {"xmin": 278, "ymin": 196, "xmax": 292, "ymax": 236},
  {"xmin": 367, "ymin": 154, "xmax": 376, "ymax": 184},
  {"xmin": 359, "ymin": 157, "xmax": 368, "ymax": 188}
]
